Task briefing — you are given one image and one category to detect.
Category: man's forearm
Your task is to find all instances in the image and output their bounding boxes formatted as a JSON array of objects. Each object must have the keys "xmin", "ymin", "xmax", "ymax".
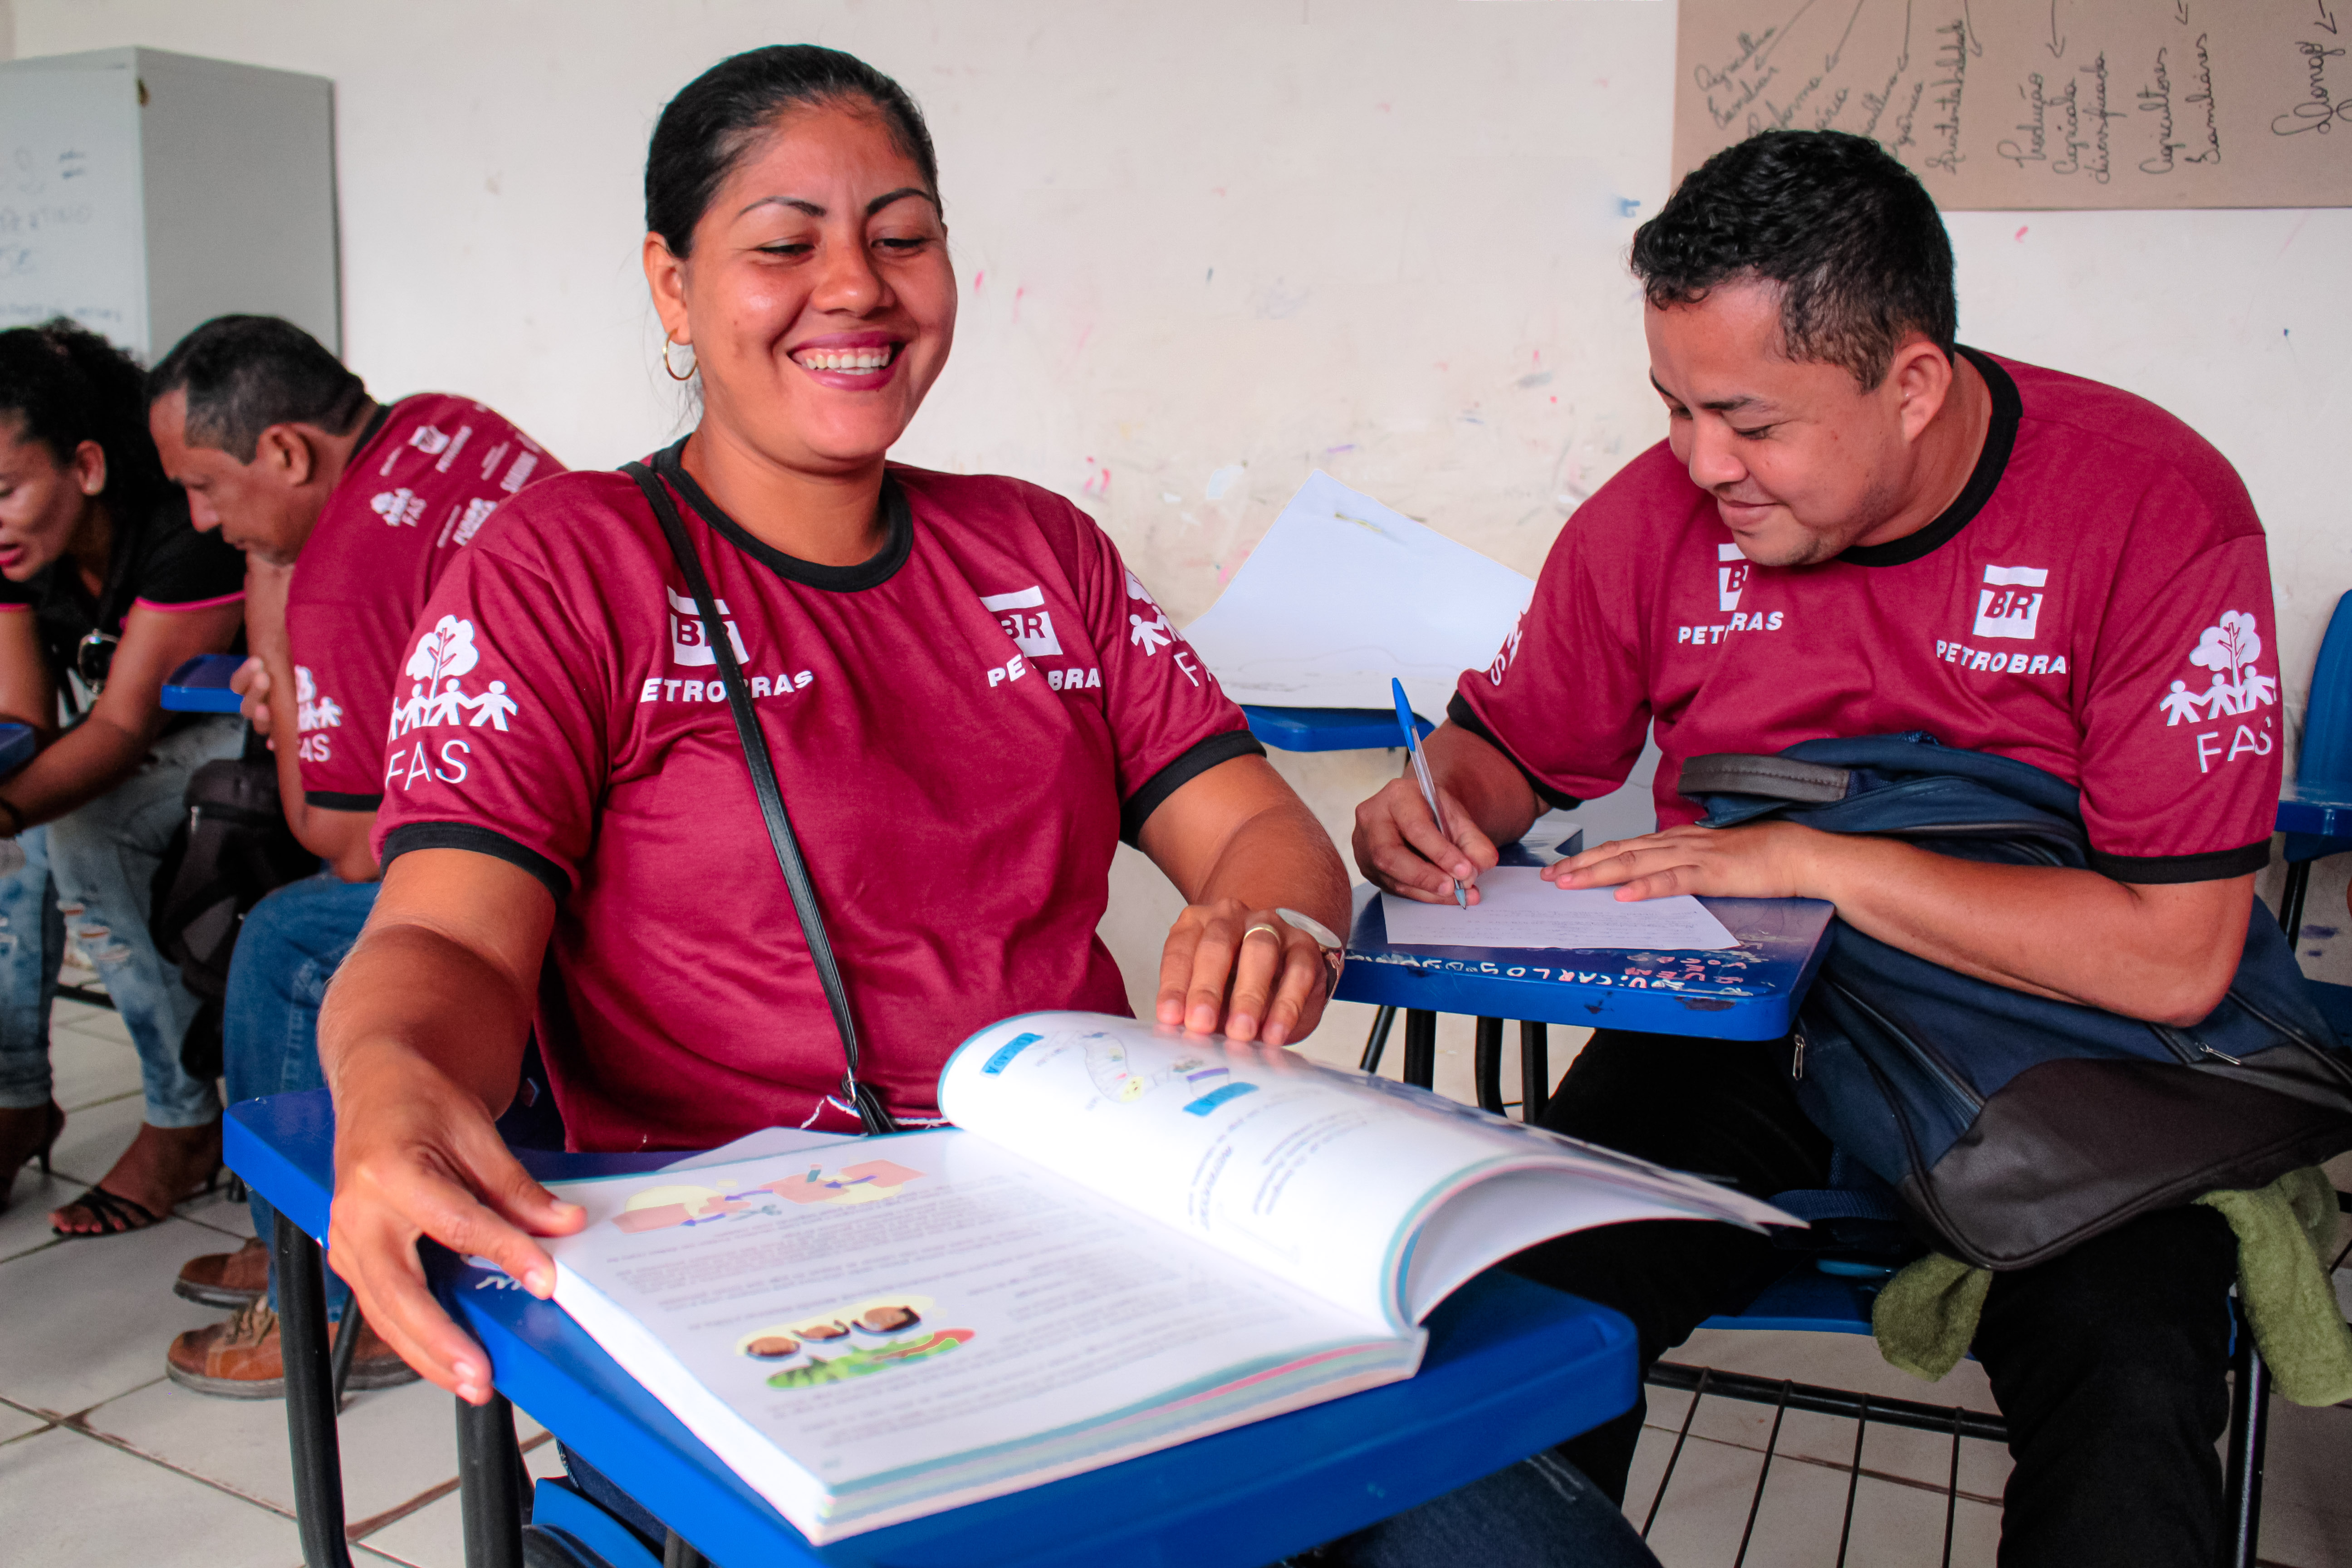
[
  {"xmin": 1796, "ymin": 833, "xmax": 2252, "ymax": 1025},
  {"xmin": 1425, "ymin": 723, "xmax": 1543, "ymax": 846}
]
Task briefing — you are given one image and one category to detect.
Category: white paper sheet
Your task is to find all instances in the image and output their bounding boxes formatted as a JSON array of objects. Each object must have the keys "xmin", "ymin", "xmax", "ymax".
[
  {"xmin": 1379, "ymin": 867, "xmax": 1737, "ymax": 951},
  {"xmin": 1179, "ymin": 471, "xmax": 1535, "ymax": 720}
]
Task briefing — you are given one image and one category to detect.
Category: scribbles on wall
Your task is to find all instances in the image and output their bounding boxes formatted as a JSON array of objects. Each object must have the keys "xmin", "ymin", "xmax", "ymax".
[
  {"xmin": 1674, "ymin": 1, "xmax": 2352, "ymax": 209},
  {"xmin": 0, "ymin": 68, "xmax": 144, "ymax": 346}
]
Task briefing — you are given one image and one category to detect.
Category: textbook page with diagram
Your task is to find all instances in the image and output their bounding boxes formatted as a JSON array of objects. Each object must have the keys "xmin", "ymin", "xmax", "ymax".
[{"xmin": 544, "ymin": 1012, "xmax": 1793, "ymax": 1543}]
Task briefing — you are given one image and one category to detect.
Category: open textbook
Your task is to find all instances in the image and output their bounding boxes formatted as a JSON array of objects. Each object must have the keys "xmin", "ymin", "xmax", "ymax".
[{"xmin": 542, "ymin": 1012, "xmax": 1793, "ymax": 1543}]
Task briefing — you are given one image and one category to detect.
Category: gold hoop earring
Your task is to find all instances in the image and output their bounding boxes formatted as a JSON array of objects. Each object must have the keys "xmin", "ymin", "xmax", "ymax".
[{"xmin": 662, "ymin": 337, "xmax": 696, "ymax": 382}]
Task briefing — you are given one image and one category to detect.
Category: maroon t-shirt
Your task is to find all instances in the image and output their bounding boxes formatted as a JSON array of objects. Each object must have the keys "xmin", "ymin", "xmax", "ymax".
[
  {"xmin": 372, "ymin": 446, "xmax": 1259, "ymax": 1149},
  {"xmin": 289, "ymin": 395, "xmax": 561, "ymax": 808},
  {"xmin": 1457, "ymin": 350, "xmax": 2278, "ymax": 881}
]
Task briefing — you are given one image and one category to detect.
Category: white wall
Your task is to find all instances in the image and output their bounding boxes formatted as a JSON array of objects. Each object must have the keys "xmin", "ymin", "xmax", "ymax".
[{"xmin": 12, "ymin": 0, "xmax": 2348, "ymax": 1025}]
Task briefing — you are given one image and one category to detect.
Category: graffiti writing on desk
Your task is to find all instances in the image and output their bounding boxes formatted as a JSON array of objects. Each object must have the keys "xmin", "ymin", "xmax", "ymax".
[{"xmin": 1353, "ymin": 951, "xmax": 1756, "ymax": 996}]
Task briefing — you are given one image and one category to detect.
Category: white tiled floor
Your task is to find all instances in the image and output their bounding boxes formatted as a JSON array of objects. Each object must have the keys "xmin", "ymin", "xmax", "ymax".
[{"xmin": 4, "ymin": 1000, "xmax": 2347, "ymax": 1567}]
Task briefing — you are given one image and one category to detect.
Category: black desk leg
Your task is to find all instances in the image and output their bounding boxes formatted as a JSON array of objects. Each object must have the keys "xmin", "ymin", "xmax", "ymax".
[
  {"xmin": 1360, "ymin": 1005, "xmax": 1397, "ymax": 1073},
  {"xmin": 663, "ymin": 1533, "xmax": 714, "ymax": 1568},
  {"xmin": 458, "ymin": 1392, "xmax": 526, "ymax": 1568},
  {"xmin": 274, "ymin": 1215, "xmax": 355, "ymax": 1568},
  {"xmin": 1401, "ymin": 1009, "xmax": 1437, "ymax": 1089},
  {"xmin": 1473, "ymin": 1018, "xmax": 1505, "ymax": 1114},
  {"xmin": 2278, "ymin": 860, "xmax": 2311, "ymax": 942},
  {"xmin": 1519, "ymin": 1022, "xmax": 1549, "ymax": 1124},
  {"xmin": 2221, "ymin": 1304, "xmax": 2269, "ymax": 1568}
]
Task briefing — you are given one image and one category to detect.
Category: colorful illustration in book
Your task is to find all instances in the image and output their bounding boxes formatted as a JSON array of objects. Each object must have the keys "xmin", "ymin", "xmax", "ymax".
[
  {"xmin": 1078, "ymin": 1031, "xmax": 1232, "ymax": 1104},
  {"xmin": 735, "ymin": 1295, "xmax": 970, "ymax": 1388},
  {"xmin": 609, "ymin": 1159, "xmax": 926, "ymax": 1234}
]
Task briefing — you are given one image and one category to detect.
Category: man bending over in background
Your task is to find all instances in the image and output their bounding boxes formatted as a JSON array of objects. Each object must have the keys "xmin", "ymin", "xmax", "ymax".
[{"xmin": 146, "ymin": 315, "xmax": 563, "ymax": 1396}]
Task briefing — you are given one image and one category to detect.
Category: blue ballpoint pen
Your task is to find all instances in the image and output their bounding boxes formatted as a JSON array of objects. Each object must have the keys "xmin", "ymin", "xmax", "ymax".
[{"xmin": 1392, "ymin": 678, "xmax": 1470, "ymax": 909}]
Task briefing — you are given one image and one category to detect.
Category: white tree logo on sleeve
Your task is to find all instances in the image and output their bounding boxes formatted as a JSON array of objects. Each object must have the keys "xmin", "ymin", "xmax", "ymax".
[
  {"xmin": 2159, "ymin": 610, "xmax": 2278, "ymax": 726},
  {"xmin": 294, "ymin": 665, "xmax": 342, "ymax": 733},
  {"xmin": 388, "ymin": 615, "xmax": 521, "ymax": 739}
]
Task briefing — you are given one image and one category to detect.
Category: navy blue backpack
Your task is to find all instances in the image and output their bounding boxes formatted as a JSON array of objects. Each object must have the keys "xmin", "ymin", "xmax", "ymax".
[{"xmin": 1683, "ymin": 733, "xmax": 2352, "ymax": 1269}]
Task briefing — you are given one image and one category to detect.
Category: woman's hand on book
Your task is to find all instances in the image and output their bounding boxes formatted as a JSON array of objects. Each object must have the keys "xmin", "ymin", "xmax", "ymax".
[
  {"xmin": 325, "ymin": 1049, "xmax": 585, "ymax": 1405},
  {"xmin": 1156, "ymin": 897, "xmax": 1332, "ymax": 1047}
]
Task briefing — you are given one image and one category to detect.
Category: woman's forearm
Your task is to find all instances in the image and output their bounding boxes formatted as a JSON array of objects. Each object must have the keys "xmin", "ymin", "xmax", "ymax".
[{"xmin": 320, "ymin": 920, "xmax": 535, "ymax": 1116}]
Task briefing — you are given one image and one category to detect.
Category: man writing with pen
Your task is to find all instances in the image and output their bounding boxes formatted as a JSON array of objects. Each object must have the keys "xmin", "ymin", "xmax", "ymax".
[{"xmin": 1352, "ymin": 131, "xmax": 2285, "ymax": 1568}]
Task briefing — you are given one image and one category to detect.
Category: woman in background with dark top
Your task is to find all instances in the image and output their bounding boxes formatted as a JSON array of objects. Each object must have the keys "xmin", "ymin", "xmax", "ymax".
[{"xmin": 0, "ymin": 319, "xmax": 247, "ymax": 1232}]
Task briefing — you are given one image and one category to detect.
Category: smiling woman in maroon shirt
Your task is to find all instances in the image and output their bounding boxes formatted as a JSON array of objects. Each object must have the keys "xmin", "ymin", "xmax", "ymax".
[{"xmin": 317, "ymin": 47, "xmax": 1352, "ymax": 1398}]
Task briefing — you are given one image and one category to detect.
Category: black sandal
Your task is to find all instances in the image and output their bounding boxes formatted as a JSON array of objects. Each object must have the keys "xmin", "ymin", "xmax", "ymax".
[{"xmin": 52, "ymin": 1184, "xmax": 165, "ymax": 1237}]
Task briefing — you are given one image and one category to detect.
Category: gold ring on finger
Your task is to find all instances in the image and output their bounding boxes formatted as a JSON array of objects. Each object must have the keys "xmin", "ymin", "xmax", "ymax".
[{"xmin": 1241, "ymin": 922, "xmax": 1284, "ymax": 944}]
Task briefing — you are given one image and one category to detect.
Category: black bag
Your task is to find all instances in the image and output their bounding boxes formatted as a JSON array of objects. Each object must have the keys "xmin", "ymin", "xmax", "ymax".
[
  {"xmin": 621, "ymin": 460, "xmax": 897, "ymax": 1135},
  {"xmin": 1684, "ymin": 732, "xmax": 2352, "ymax": 1269},
  {"xmin": 152, "ymin": 733, "xmax": 318, "ymax": 1078}
]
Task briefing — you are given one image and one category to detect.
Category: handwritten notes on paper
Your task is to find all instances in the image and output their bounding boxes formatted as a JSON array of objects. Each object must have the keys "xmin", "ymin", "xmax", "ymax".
[
  {"xmin": 1379, "ymin": 869, "xmax": 1740, "ymax": 953},
  {"xmin": 1674, "ymin": 1, "xmax": 2352, "ymax": 209}
]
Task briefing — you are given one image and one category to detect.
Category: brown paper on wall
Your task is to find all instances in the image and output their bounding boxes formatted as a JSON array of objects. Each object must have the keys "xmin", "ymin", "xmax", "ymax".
[{"xmin": 1673, "ymin": 1, "xmax": 2352, "ymax": 208}]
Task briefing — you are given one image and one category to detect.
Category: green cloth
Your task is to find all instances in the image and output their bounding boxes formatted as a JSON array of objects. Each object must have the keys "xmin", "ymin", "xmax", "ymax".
[{"xmin": 1869, "ymin": 1166, "xmax": 2352, "ymax": 1406}]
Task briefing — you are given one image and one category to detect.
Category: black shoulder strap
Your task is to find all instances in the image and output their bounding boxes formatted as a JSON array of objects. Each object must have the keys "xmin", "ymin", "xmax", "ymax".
[{"xmin": 622, "ymin": 461, "xmax": 896, "ymax": 1136}]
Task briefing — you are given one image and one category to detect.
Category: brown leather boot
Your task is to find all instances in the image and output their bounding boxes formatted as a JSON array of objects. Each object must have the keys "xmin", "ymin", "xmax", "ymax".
[
  {"xmin": 165, "ymin": 1300, "xmax": 421, "ymax": 1399},
  {"xmin": 175, "ymin": 1237, "xmax": 269, "ymax": 1308}
]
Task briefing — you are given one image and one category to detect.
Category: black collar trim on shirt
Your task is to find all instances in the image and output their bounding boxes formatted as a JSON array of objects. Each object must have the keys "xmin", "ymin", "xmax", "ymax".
[
  {"xmin": 651, "ymin": 438, "xmax": 913, "ymax": 594},
  {"xmin": 347, "ymin": 400, "xmax": 398, "ymax": 468},
  {"xmin": 1837, "ymin": 346, "xmax": 2022, "ymax": 569}
]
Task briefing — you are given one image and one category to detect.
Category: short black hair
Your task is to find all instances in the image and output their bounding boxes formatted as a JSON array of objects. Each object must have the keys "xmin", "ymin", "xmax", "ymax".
[
  {"xmin": 646, "ymin": 44, "xmax": 940, "ymax": 259},
  {"xmin": 1630, "ymin": 131, "xmax": 1956, "ymax": 389},
  {"xmin": 0, "ymin": 318, "xmax": 168, "ymax": 520},
  {"xmin": 146, "ymin": 315, "xmax": 369, "ymax": 462}
]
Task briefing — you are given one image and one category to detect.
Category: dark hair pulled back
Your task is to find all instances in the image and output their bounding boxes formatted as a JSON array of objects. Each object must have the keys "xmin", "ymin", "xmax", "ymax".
[
  {"xmin": 1630, "ymin": 130, "xmax": 1955, "ymax": 390},
  {"xmin": 646, "ymin": 44, "xmax": 940, "ymax": 257},
  {"xmin": 0, "ymin": 317, "xmax": 168, "ymax": 522}
]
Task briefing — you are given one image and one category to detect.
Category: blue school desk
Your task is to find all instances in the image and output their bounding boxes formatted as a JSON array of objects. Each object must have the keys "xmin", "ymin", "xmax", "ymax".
[
  {"xmin": 161, "ymin": 652, "xmax": 248, "ymax": 714},
  {"xmin": 228, "ymin": 1089, "xmax": 1642, "ymax": 1568},
  {"xmin": 1240, "ymin": 705, "xmax": 1431, "ymax": 753},
  {"xmin": 0, "ymin": 720, "xmax": 33, "ymax": 775},
  {"xmin": 1334, "ymin": 881, "xmax": 1837, "ymax": 1116}
]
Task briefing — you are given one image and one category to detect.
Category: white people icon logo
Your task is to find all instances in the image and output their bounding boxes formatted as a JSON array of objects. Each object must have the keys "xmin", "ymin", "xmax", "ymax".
[
  {"xmin": 293, "ymin": 665, "xmax": 342, "ymax": 734},
  {"xmin": 2160, "ymin": 611, "xmax": 2279, "ymax": 727},
  {"xmin": 1123, "ymin": 570, "xmax": 1204, "ymax": 687},
  {"xmin": 388, "ymin": 615, "xmax": 521, "ymax": 739}
]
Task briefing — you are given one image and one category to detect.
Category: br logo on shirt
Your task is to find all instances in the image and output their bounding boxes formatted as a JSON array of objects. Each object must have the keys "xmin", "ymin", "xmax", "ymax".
[
  {"xmin": 1973, "ymin": 565, "xmax": 2048, "ymax": 640},
  {"xmin": 2160, "ymin": 609, "xmax": 2279, "ymax": 772},
  {"xmin": 1718, "ymin": 543, "xmax": 1749, "ymax": 613},
  {"xmin": 371, "ymin": 488, "xmax": 426, "ymax": 528},
  {"xmin": 668, "ymin": 587, "xmax": 749, "ymax": 666},
  {"xmin": 980, "ymin": 586, "xmax": 1063, "ymax": 658}
]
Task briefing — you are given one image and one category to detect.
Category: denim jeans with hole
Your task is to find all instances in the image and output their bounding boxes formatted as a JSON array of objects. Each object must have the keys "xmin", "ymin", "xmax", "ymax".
[
  {"xmin": 227, "ymin": 872, "xmax": 379, "ymax": 1317},
  {"xmin": 0, "ymin": 716, "xmax": 244, "ymax": 1128}
]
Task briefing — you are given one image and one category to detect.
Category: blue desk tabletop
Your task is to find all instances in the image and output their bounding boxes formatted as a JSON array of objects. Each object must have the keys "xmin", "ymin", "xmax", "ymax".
[
  {"xmin": 227, "ymin": 1091, "xmax": 1640, "ymax": 1568},
  {"xmin": 161, "ymin": 652, "xmax": 247, "ymax": 715},
  {"xmin": 2278, "ymin": 780, "xmax": 2352, "ymax": 845},
  {"xmin": 1335, "ymin": 883, "xmax": 1836, "ymax": 1040},
  {"xmin": 1241, "ymin": 705, "xmax": 1432, "ymax": 753}
]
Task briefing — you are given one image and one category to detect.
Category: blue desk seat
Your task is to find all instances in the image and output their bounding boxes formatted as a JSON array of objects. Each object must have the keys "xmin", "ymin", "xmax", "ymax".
[{"xmin": 227, "ymin": 1089, "xmax": 1643, "ymax": 1568}]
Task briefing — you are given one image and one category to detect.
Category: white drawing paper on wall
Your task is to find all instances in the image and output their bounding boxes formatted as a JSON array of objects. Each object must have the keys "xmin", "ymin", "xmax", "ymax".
[{"xmin": 1181, "ymin": 470, "xmax": 1536, "ymax": 721}]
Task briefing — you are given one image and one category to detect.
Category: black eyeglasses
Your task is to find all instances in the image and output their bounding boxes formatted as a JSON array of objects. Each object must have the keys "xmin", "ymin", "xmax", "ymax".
[{"xmin": 75, "ymin": 629, "xmax": 118, "ymax": 691}]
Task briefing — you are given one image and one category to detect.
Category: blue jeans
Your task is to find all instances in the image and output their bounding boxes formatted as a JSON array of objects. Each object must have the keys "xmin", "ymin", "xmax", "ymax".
[
  {"xmin": 227, "ymin": 873, "xmax": 379, "ymax": 1317},
  {"xmin": 0, "ymin": 716, "xmax": 244, "ymax": 1128},
  {"xmin": 558, "ymin": 1442, "xmax": 1661, "ymax": 1567}
]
